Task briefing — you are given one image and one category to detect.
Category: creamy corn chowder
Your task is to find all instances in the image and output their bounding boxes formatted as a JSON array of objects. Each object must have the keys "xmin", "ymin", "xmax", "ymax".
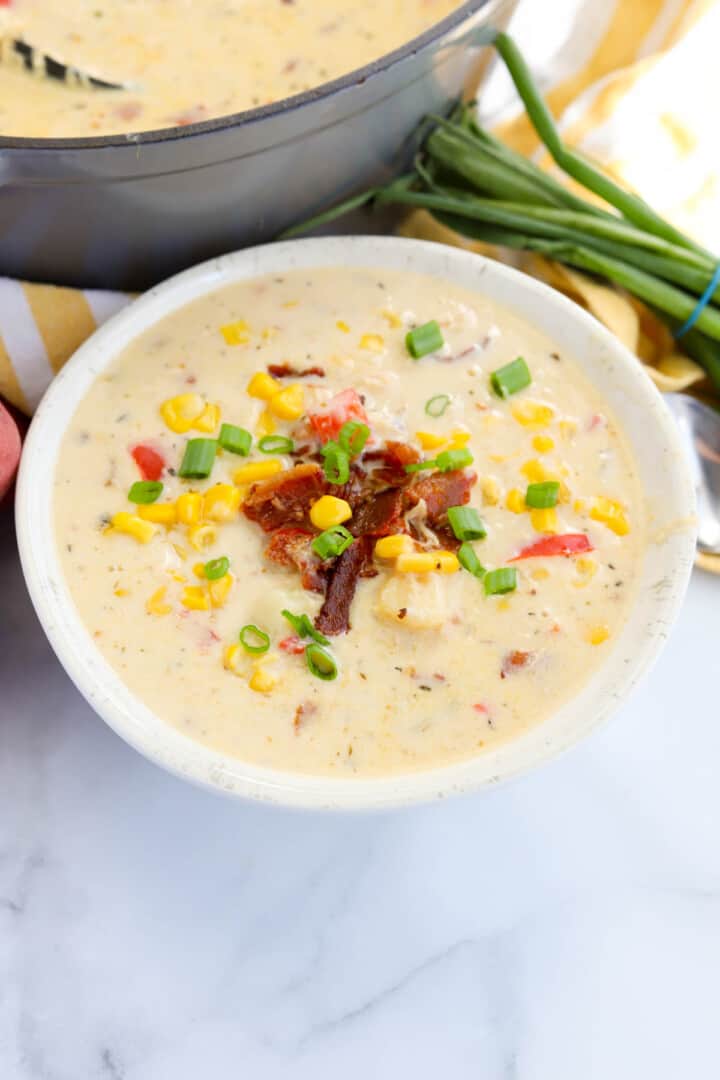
[
  {"xmin": 55, "ymin": 267, "xmax": 645, "ymax": 778},
  {"xmin": 0, "ymin": 0, "xmax": 459, "ymax": 138}
]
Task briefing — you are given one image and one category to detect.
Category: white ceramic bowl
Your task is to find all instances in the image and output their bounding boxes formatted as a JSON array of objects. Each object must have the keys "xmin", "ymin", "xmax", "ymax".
[{"xmin": 16, "ymin": 237, "xmax": 696, "ymax": 809}]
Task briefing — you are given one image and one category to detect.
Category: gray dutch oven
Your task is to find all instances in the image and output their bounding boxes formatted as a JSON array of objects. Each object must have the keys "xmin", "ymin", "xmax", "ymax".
[{"xmin": 0, "ymin": 0, "xmax": 516, "ymax": 290}]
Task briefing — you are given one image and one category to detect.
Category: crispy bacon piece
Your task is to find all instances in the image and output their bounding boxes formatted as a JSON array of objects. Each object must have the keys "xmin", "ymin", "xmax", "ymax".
[
  {"xmin": 404, "ymin": 469, "xmax": 476, "ymax": 524},
  {"xmin": 500, "ymin": 650, "xmax": 534, "ymax": 679},
  {"xmin": 242, "ymin": 463, "xmax": 324, "ymax": 532},
  {"xmin": 268, "ymin": 363, "xmax": 326, "ymax": 379},
  {"xmin": 264, "ymin": 527, "xmax": 326, "ymax": 592},
  {"xmin": 351, "ymin": 488, "xmax": 405, "ymax": 537},
  {"xmin": 364, "ymin": 441, "xmax": 420, "ymax": 485},
  {"xmin": 315, "ymin": 536, "xmax": 372, "ymax": 636}
]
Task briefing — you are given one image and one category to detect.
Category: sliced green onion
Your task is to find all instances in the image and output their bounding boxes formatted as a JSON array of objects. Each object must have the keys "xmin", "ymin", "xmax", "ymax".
[
  {"xmin": 447, "ymin": 505, "xmax": 487, "ymax": 541},
  {"xmin": 435, "ymin": 447, "xmax": 474, "ymax": 472},
  {"xmin": 204, "ymin": 555, "xmax": 230, "ymax": 581},
  {"xmin": 281, "ymin": 609, "xmax": 330, "ymax": 646},
  {"xmin": 322, "ymin": 443, "xmax": 350, "ymax": 485},
  {"xmin": 425, "ymin": 393, "xmax": 451, "ymax": 417},
  {"xmin": 312, "ymin": 525, "xmax": 354, "ymax": 559},
  {"xmin": 484, "ymin": 567, "xmax": 518, "ymax": 596},
  {"xmin": 218, "ymin": 423, "xmax": 252, "ymax": 456},
  {"xmin": 525, "ymin": 481, "xmax": 560, "ymax": 508},
  {"xmin": 178, "ymin": 438, "xmax": 217, "ymax": 479},
  {"xmin": 406, "ymin": 320, "xmax": 444, "ymax": 359},
  {"xmin": 405, "ymin": 458, "xmax": 438, "ymax": 474},
  {"xmin": 458, "ymin": 542, "xmax": 486, "ymax": 578},
  {"xmin": 239, "ymin": 624, "xmax": 270, "ymax": 655},
  {"xmin": 305, "ymin": 643, "xmax": 338, "ymax": 681},
  {"xmin": 258, "ymin": 434, "xmax": 294, "ymax": 455},
  {"xmin": 337, "ymin": 421, "xmax": 369, "ymax": 457},
  {"xmin": 490, "ymin": 356, "xmax": 532, "ymax": 398},
  {"xmin": 128, "ymin": 480, "xmax": 163, "ymax": 504}
]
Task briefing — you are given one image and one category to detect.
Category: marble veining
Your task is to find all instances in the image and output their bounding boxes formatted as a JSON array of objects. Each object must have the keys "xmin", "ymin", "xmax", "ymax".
[{"xmin": 2, "ymin": 512, "xmax": 720, "ymax": 1079}]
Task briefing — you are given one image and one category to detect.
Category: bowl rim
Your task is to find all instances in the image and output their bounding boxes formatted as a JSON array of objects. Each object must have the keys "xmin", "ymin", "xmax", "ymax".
[
  {"xmin": 15, "ymin": 235, "xmax": 697, "ymax": 809},
  {"xmin": 0, "ymin": 0, "xmax": 501, "ymax": 152}
]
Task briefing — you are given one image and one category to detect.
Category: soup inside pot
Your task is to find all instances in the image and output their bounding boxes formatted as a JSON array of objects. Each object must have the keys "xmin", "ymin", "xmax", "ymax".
[{"xmin": 0, "ymin": 0, "xmax": 461, "ymax": 137}]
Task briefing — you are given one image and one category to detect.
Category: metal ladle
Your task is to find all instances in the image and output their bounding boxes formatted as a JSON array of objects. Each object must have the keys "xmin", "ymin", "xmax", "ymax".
[{"xmin": 664, "ymin": 392, "xmax": 720, "ymax": 554}]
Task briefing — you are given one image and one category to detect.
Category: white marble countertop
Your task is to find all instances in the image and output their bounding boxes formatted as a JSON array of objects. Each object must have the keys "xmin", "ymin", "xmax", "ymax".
[{"xmin": 2, "ymin": 509, "xmax": 719, "ymax": 1079}]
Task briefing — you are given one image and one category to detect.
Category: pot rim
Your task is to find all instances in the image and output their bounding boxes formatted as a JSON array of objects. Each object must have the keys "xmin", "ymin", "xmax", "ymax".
[
  {"xmin": 15, "ymin": 235, "xmax": 697, "ymax": 810},
  {"xmin": 0, "ymin": 0, "xmax": 501, "ymax": 153}
]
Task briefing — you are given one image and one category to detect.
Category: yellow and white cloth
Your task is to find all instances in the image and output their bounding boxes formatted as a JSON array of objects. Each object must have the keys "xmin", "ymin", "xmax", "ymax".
[{"xmin": 0, "ymin": 0, "xmax": 718, "ymax": 566}]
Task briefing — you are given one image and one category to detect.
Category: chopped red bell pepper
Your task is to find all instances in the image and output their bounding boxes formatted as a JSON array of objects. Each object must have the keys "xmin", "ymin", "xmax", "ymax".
[
  {"xmin": 510, "ymin": 533, "xmax": 594, "ymax": 561},
  {"xmin": 130, "ymin": 443, "xmax": 165, "ymax": 482},
  {"xmin": 308, "ymin": 388, "xmax": 368, "ymax": 444},
  {"xmin": 279, "ymin": 635, "xmax": 305, "ymax": 655}
]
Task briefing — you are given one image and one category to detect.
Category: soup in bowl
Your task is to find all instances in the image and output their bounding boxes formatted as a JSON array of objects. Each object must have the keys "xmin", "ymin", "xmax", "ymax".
[{"xmin": 16, "ymin": 237, "xmax": 695, "ymax": 807}]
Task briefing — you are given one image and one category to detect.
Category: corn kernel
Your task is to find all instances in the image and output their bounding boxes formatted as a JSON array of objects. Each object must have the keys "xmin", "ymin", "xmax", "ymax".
[
  {"xmin": 531, "ymin": 567, "xmax": 550, "ymax": 581},
  {"xmin": 532, "ymin": 434, "xmax": 555, "ymax": 453},
  {"xmin": 521, "ymin": 458, "xmax": 547, "ymax": 483},
  {"xmin": 590, "ymin": 497, "xmax": 630, "ymax": 536},
  {"xmin": 233, "ymin": 459, "xmax": 283, "ymax": 484},
  {"xmin": 246, "ymin": 371, "xmax": 280, "ymax": 401},
  {"xmin": 176, "ymin": 492, "xmax": 203, "ymax": 526},
  {"xmin": 203, "ymin": 483, "xmax": 242, "ymax": 523},
  {"xmin": 169, "ymin": 572, "xmax": 187, "ymax": 584},
  {"xmin": 220, "ymin": 319, "xmax": 251, "ymax": 346},
  {"xmin": 223, "ymin": 643, "xmax": 243, "ymax": 674},
  {"xmin": 114, "ymin": 588, "xmax": 129, "ymax": 597},
  {"xmin": 269, "ymin": 383, "xmax": 304, "ymax": 420},
  {"xmin": 359, "ymin": 333, "xmax": 384, "ymax": 352},
  {"xmin": 447, "ymin": 430, "xmax": 471, "ymax": 450},
  {"xmin": 375, "ymin": 534, "xmax": 415, "ymax": 559},
  {"xmin": 530, "ymin": 508, "xmax": 560, "ymax": 534},
  {"xmin": 146, "ymin": 586, "xmax": 172, "ymax": 616},
  {"xmin": 497, "ymin": 599, "xmax": 512, "ymax": 612},
  {"xmin": 208, "ymin": 573, "xmax": 234, "ymax": 608},
  {"xmin": 511, "ymin": 400, "xmax": 554, "ymax": 427},
  {"xmin": 110, "ymin": 512, "xmax": 157, "ymax": 544},
  {"xmin": 193, "ymin": 562, "xmax": 206, "ymax": 579},
  {"xmin": 573, "ymin": 555, "xmax": 598, "ymax": 589},
  {"xmin": 187, "ymin": 523, "xmax": 218, "ymax": 551},
  {"xmin": 506, "ymin": 489, "xmax": 526, "ymax": 514},
  {"xmin": 172, "ymin": 543, "xmax": 187, "ymax": 561},
  {"xmin": 181, "ymin": 585, "xmax": 210, "ymax": 611},
  {"xmin": 381, "ymin": 309, "xmax": 403, "ymax": 329},
  {"xmin": 310, "ymin": 495, "xmax": 352, "ymax": 530},
  {"xmin": 138, "ymin": 503, "xmax": 177, "ymax": 526},
  {"xmin": 193, "ymin": 402, "xmax": 221, "ymax": 433},
  {"xmin": 588, "ymin": 624, "xmax": 610, "ymax": 645},
  {"xmin": 396, "ymin": 550, "xmax": 458, "ymax": 574},
  {"xmin": 480, "ymin": 476, "xmax": 501, "ymax": 506},
  {"xmin": 416, "ymin": 431, "xmax": 447, "ymax": 450},
  {"xmin": 160, "ymin": 392, "xmax": 203, "ymax": 434},
  {"xmin": 249, "ymin": 665, "xmax": 277, "ymax": 693},
  {"xmin": 336, "ymin": 320, "xmax": 350, "ymax": 333}
]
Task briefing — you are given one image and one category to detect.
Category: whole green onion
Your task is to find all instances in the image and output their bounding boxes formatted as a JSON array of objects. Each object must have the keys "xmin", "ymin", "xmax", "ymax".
[
  {"xmin": 128, "ymin": 480, "xmax": 163, "ymax": 504},
  {"xmin": 525, "ymin": 481, "xmax": 559, "ymax": 509},
  {"xmin": 218, "ymin": 424, "xmax": 252, "ymax": 456},
  {"xmin": 406, "ymin": 320, "xmax": 444, "ymax": 359},
  {"xmin": 179, "ymin": 438, "xmax": 217, "ymax": 479}
]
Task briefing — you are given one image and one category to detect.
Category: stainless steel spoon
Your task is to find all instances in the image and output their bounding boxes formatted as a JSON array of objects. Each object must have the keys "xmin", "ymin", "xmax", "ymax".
[{"xmin": 664, "ymin": 392, "xmax": 720, "ymax": 554}]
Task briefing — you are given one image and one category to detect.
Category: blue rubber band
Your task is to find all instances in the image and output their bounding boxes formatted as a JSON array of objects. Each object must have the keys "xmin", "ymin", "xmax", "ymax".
[{"xmin": 674, "ymin": 261, "xmax": 720, "ymax": 340}]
